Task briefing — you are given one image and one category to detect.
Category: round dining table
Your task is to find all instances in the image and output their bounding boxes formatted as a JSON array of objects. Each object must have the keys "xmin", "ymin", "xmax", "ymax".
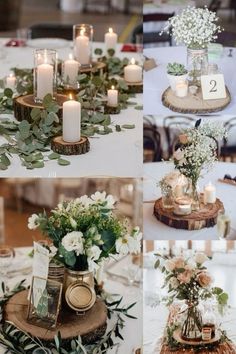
[
  {"xmin": 144, "ymin": 46, "xmax": 236, "ymax": 115},
  {"xmin": 143, "ymin": 161, "xmax": 236, "ymax": 240},
  {"xmin": 0, "ymin": 248, "xmax": 142, "ymax": 354},
  {"xmin": 0, "ymin": 40, "xmax": 142, "ymax": 178}
]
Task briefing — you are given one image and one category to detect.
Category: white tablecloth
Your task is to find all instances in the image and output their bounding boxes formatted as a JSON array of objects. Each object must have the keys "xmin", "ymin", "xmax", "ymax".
[
  {"xmin": 143, "ymin": 258, "xmax": 236, "ymax": 353},
  {"xmin": 0, "ymin": 248, "xmax": 142, "ymax": 354},
  {"xmin": 143, "ymin": 161, "xmax": 236, "ymax": 240},
  {"xmin": 0, "ymin": 41, "xmax": 142, "ymax": 178},
  {"xmin": 143, "ymin": 46, "xmax": 236, "ymax": 115}
]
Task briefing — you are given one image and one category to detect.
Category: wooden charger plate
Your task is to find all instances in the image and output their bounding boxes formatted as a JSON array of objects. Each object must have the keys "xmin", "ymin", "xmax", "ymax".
[{"xmin": 162, "ymin": 86, "xmax": 231, "ymax": 114}]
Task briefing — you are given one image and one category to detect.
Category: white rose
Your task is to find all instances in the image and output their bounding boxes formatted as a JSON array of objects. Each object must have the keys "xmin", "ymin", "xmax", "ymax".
[
  {"xmin": 61, "ymin": 231, "xmax": 84, "ymax": 255},
  {"xmin": 173, "ymin": 149, "xmax": 185, "ymax": 161},
  {"xmin": 169, "ymin": 277, "xmax": 179, "ymax": 289},
  {"xmin": 87, "ymin": 245, "xmax": 102, "ymax": 261},
  {"xmin": 28, "ymin": 214, "xmax": 39, "ymax": 230},
  {"xmin": 194, "ymin": 252, "xmax": 208, "ymax": 264},
  {"xmin": 164, "ymin": 260, "xmax": 176, "ymax": 272}
]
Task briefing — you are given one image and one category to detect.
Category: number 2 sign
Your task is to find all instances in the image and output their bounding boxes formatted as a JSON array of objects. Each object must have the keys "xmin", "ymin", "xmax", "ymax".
[{"xmin": 201, "ymin": 74, "xmax": 227, "ymax": 100}]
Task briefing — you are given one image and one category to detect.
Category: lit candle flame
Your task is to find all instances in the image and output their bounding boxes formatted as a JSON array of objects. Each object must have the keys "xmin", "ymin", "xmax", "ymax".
[
  {"xmin": 69, "ymin": 93, "xmax": 73, "ymax": 100},
  {"xmin": 109, "ymin": 27, "xmax": 113, "ymax": 33},
  {"xmin": 9, "ymin": 73, "xmax": 14, "ymax": 78},
  {"xmin": 130, "ymin": 58, "xmax": 135, "ymax": 65},
  {"xmin": 80, "ymin": 29, "xmax": 85, "ymax": 36},
  {"xmin": 111, "ymin": 85, "xmax": 115, "ymax": 90},
  {"xmin": 69, "ymin": 53, "xmax": 73, "ymax": 60}
]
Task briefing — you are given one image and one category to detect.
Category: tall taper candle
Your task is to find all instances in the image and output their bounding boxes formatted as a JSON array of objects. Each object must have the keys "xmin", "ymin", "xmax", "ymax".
[
  {"xmin": 37, "ymin": 62, "xmax": 53, "ymax": 100},
  {"xmin": 105, "ymin": 27, "xmax": 118, "ymax": 51}
]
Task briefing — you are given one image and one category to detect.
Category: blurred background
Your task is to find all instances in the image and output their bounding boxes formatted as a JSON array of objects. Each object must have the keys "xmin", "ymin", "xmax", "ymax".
[
  {"xmin": 0, "ymin": 0, "xmax": 142, "ymax": 43},
  {"xmin": 0, "ymin": 178, "xmax": 142, "ymax": 247}
]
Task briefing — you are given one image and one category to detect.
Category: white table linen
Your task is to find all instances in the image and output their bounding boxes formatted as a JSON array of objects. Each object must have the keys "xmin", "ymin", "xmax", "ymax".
[
  {"xmin": 0, "ymin": 248, "xmax": 142, "ymax": 354},
  {"xmin": 144, "ymin": 46, "xmax": 236, "ymax": 115},
  {"xmin": 0, "ymin": 41, "xmax": 142, "ymax": 178},
  {"xmin": 143, "ymin": 161, "xmax": 236, "ymax": 240}
]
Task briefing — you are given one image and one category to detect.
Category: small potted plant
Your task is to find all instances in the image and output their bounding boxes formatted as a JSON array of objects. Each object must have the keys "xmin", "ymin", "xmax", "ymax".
[{"xmin": 167, "ymin": 62, "xmax": 188, "ymax": 91}]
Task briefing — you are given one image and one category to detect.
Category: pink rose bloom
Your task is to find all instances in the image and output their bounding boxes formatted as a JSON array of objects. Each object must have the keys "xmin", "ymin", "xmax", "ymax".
[
  {"xmin": 173, "ymin": 149, "xmax": 185, "ymax": 161},
  {"xmin": 197, "ymin": 271, "xmax": 212, "ymax": 288},
  {"xmin": 177, "ymin": 270, "xmax": 192, "ymax": 284},
  {"xmin": 173, "ymin": 257, "xmax": 185, "ymax": 269}
]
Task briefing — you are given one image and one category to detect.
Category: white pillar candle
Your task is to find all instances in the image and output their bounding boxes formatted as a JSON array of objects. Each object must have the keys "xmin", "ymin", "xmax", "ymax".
[
  {"xmin": 107, "ymin": 85, "xmax": 118, "ymax": 106},
  {"xmin": 176, "ymin": 80, "xmax": 188, "ymax": 98},
  {"xmin": 204, "ymin": 182, "xmax": 216, "ymax": 204},
  {"xmin": 124, "ymin": 58, "xmax": 142, "ymax": 83},
  {"xmin": 63, "ymin": 53, "xmax": 80, "ymax": 85},
  {"xmin": 75, "ymin": 29, "xmax": 90, "ymax": 65},
  {"xmin": 105, "ymin": 27, "xmax": 118, "ymax": 50},
  {"xmin": 6, "ymin": 73, "xmax": 16, "ymax": 90},
  {"xmin": 63, "ymin": 96, "xmax": 81, "ymax": 143},
  {"xmin": 37, "ymin": 62, "xmax": 53, "ymax": 100}
]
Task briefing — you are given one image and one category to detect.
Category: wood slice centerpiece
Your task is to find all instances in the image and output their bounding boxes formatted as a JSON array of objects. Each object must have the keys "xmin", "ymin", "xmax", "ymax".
[
  {"xmin": 154, "ymin": 195, "xmax": 224, "ymax": 230},
  {"xmin": 125, "ymin": 80, "xmax": 143, "ymax": 94},
  {"xmin": 14, "ymin": 94, "xmax": 68, "ymax": 122},
  {"xmin": 162, "ymin": 86, "xmax": 231, "ymax": 114},
  {"xmin": 4, "ymin": 290, "xmax": 107, "ymax": 345},
  {"xmin": 80, "ymin": 61, "xmax": 107, "ymax": 75},
  {"xmin": 51, "ymin": 136, "xmax": 90, "ymax": 155}
]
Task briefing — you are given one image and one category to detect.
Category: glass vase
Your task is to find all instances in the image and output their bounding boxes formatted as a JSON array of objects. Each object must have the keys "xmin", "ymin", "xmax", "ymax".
[
  {"xmin": 188, "ymin": 179, "xmax": 200, "ymax": 211},
  {"xmin": 73, "ymin": 24, "xmax": 93, "ymax": 67},
  {"xmin": 187, "ymin": 47, "xmax": 208, "ymax": 86},
  {"xmin": 161, "ymin": 187, "xmax": 174, "ymax": 209},
  {"xmin": 181, "ymin": 302, "xmax": 203, "ymax": 341},
  {"xmin": 34, "ymin": 49, "xmax": 57, "ymax": 103}
]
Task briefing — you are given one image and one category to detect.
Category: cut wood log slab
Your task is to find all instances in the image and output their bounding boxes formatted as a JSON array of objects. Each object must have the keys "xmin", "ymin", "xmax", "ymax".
[
  {"xmin": 104, "ymin": 104, "xmax": 121, "ymax": 114},
  {"xmin": 154, "ymin": 196, "xmax": 224, "ymax": 230},
  {"xmin": 162, "ymin": 86, "xmax": 231, "ymax": 114},
  {"xmin": 125, "ymin": 81, "xmax": 143, "ymax": 94},
  {"xmin": 51, "ymin": 136, "xmax": 90, "ymax": 155},
  {"xmin": 13, "ymin": 94, "xmax": 68, "ymax": 122},
  {"xmin": 159, "ymin": 342, "xmax": 236, "ymax": 353},
  {"xmin": 4, "ymin": 290, "xmax": 107, "ymax": 344},
  {"xmin": 80, "ymin": 61, "xmax": 107, "ymax": 74}
]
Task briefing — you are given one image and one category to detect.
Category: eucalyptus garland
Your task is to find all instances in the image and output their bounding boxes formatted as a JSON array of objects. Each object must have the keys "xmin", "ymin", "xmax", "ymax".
[
  {"xmin": 0, "ymin": 280, "xmax": 137, "ymax": 353},
  {"xmin": 0, "ymin": 49, "xmax": 142, "ymax": 170}
]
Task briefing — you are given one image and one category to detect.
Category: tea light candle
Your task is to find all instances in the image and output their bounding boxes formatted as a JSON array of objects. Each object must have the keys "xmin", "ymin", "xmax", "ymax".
[
  {"xmin": 189, "ymin": 85, "xmax": 198, "ymax": 95},
  {"xmin": 63, "ymin": 53, "xmax": 80, "ymax": 85},
  {"xmin": 107, "ymin": 85, "xmax": 118, "ymax": 107},
  {"xmin": 204, "ymin": 182, "xmax": 216, "ymax": 204},
  {"xmin": 6, "ymin": 73, "xmax": 16, "ymax": 90},
  {"xmin": 174, "ymin": 197, "xmax": 192, "ymax": 216},
  {"xmin": 105, "ymin": 27, "xmax": 118, "ymax": 50},
  {"xmin": 124, "ymin": 58, "xmax": 142, "ymax": 83},
  {"xmin": 37, "ymin": 57, "xmax": 53, "ymax": 100},
  {"xmin": 202, "ymin": 327, "xmax": 212, "ymax": 341},
  {"xmin": 175, "ymin": 80, "xmax": 188, "ymax": 98},
  {"xmin": 63, "ymin": 95, "xmax": 81, "ymax": 143},
  {"xmin": 75, "ymin": 29, "xmax": 90, "ymax": 65}
]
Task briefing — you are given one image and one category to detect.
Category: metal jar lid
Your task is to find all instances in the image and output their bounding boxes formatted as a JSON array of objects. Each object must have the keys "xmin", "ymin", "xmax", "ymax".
[{"xmin": 65, "ymin": 281, "xmax": 96, "ymax": 312}]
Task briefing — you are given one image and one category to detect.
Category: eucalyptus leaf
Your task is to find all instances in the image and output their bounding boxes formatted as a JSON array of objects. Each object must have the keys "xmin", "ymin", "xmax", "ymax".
[
  {"xmin": 121, "ymin": 124, "xmax": 135, "ymax": 129},
  {"xmin": 58, "ymin": 158, "xmax": 70, "ymax": 166}
]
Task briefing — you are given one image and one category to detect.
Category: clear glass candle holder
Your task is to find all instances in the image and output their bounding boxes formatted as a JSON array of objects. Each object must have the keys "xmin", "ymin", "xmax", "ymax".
[
  {"xmin": 34, "ymin": 49, "xmax": 58, "ymax": 103},
  {"xmin": 73, "ymin": 24, "xmax": 93, "ymax": 68}
]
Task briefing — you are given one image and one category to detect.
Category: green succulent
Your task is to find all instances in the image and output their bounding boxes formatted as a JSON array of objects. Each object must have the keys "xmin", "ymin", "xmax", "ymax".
[{"xmin": 167, "ymin": 62, "xmax": 188, "ymax": 76}]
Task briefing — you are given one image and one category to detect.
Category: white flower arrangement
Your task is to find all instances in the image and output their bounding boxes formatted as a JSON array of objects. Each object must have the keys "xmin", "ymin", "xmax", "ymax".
[
  {"xmin": 163, "ymin": 7, "xmax": 223, "ymax": 49},
  {"xmin": 158, "ymin": 171, "xmax": 188, "ymax": 193}
]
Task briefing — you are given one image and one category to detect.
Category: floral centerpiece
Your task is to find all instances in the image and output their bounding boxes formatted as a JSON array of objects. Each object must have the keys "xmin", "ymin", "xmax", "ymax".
[
  {"xmin": 163, "ymin": 7, "xmax": 223, "ymax": 84},
  {"xmin": 173, "ymin": 120, "xmax": 226, "ymax": 209},
  {"xmin": 155, "ymin": 252, "xmax": 228, "ymax": 341},
  {"xmin": 28, "ymin": 191, "xmax": 142, "ymax": 272}
]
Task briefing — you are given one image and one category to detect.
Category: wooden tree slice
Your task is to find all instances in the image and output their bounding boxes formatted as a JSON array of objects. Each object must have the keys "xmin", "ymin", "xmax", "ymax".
[
  {"xmin": 51, "ymin": 136, "xmax": 90, "ymax": 155},
  {"xmin": 14, "ymin": 94, "xmax": 68, "ymax": 122},
  {"xmin": 104, "ymin": 104, "xmax": 121, "ymax": 114},
  {"xmin": 154, "ymin": 196, "xmax": 224, "ymax": 230},
  {"xmin": 4, "ymin": 290, "xmax": 107, "ymax": 344},
  {"xmin": 160, "ymin": 342, "xmax": 236, "ymax": 354},
  {"xmin": 80, "ymin": 61, "xmax": 107, "ymax": 74},
  {"xmin": 125, "ymin": 81, "xmax": 143, "ymax": 94},
  {"xmin": 162, "ymin": 86, "xmax": 231, "ymax": 114}
]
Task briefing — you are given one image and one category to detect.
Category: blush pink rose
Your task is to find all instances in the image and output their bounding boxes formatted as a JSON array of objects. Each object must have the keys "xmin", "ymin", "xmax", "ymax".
[
  {"xmin": 197, "ymin": 271, "xmax": 212, "ymax": 288},
  {"xmin": 177, "ymin": 270, "xmax": 192, "ymax": 284},
  {"xmin": 173, "ymin": 257, "xmax": 185, "ymax": 269}
]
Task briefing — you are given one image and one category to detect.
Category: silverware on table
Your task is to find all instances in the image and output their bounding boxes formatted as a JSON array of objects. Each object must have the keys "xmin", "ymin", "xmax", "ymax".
[{"xmin": 228, "ymin": 48, "xmax": 233, "ymax": 57}]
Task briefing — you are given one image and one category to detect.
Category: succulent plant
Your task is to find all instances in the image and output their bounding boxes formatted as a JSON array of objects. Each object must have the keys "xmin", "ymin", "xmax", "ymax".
[{"xmin": 167, "ymin": 62, "xmax": 188, "ymax": 76}]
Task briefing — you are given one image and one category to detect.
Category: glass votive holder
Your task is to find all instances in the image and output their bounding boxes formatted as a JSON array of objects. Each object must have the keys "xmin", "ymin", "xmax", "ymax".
[
  {"xmin": 217, "ymin": 210, "xmax": 231, "ymax": 239},
  {"xmin": 73, "ymin": 24, "xmax": 93, "ymax": 68},
  {"xmin": 173, "ymin": 197, "xmax": 192, "ymax": 216},
  {"xmin": 34, "ymin": 49, "xmax": 58, "ymax": 103},
  {"xmin": 62, "ymin": 53, "xmax": 80, "ymax": 89}
]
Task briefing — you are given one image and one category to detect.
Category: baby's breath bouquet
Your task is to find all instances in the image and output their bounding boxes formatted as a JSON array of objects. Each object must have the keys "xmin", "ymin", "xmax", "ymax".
[
  {"xmin": 28, "ymin": 191, "xmax": 142, "ymax": 271},
  {"xmin": 165, "ymin": 7, "xmax": 222, "ymax": 49}
]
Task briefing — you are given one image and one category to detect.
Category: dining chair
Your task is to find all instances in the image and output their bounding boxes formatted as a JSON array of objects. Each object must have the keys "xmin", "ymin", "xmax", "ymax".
[
  {"xmin": 221, "ymin": 117, "xmax": 236, "ymax": 162},
  {"xmin": 30, "ymin": 24, "xmax": 73, "ymax": 40},
  {"xmin": 143, "ymin": 123, "xmax": 162, "ymax": 162},
  {"xmin": 163, "ymin": 116, "xmax": 195, "ymax": 159},
  {"xmin": 216, "ymin": 31, "xmax": 236, "ymax": 47},
  {"xmin": 209, "ymin": 0, "xmax": 236, "ymax": 19},
  {"xmin": 82, "ymin": 0, "xmax": 112, "ymax": 13},
  {"xmin": 143, "ymin": 13, "xmax": 174, "ymax": 48}
]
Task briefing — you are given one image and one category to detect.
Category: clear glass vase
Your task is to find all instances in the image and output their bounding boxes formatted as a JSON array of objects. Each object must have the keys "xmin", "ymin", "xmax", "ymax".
[
  {"xmin": 187, "ymin": 47, "xmax": 208, "ymax": 86},
  {"xmin": 188, "ymin": 179, "xmax": 200, "ymax": 211},
  {"xmin": 161, "ymin": 187, "xmax": 174, "ymax": 209},
  {"xmin": 73, "ymin": 24, "xmax": 93, "ymax": 67},
  {"xmin": 181, "ymin": 302, "xmax": 203, "ymax": 341}
]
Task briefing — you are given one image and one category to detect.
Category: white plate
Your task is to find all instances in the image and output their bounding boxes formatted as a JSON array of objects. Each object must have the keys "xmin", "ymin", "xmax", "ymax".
[{"xmin": 27, "ymin": 38, "xmax": 70, "ymax": 49}]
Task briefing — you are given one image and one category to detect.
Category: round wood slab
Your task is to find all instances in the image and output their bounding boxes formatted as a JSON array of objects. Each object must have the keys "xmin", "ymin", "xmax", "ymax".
[
  {"xmin": 51, "ymin": 136, "xmax": 90, "ymax": 155},
  {"xmin": 154, "ymin": 195, "xmax": 224, "ymax": 230},
  {"xmin": 162, "ymin": 86, "xmax": 231, "ymax": 114},
  {"xmin": 80, "ymin": 61, "xmax": 106, "ymax": 74},
  {"xmin": 125, "ymin": 80, "xmax": 143, "ymax": 94},
  {"xmin": 173, "ymin": 329, "xmax": 221, "ymax": 346},
  {"xmin": 160, "ymin": 342, "xmax": 236, "ymax": 354},
  {"xmin": 4, "ymin": 290, "xmax": 107, "ymax": 343},
  {"xmin": 14, "ymin": 94, "xmax": 68, "ymax": 122}
]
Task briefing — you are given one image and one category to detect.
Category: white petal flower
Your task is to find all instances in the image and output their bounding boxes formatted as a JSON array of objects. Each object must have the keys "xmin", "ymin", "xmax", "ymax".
[
  {"xmin": 61, "ymin": 231, "xmax": 84, "ymax": 255},
  {"xmin": 87, "ymin": 245, "xmax": 102, "ymax": 261},
  {"xmin": 91, "ymin": 191, "xmax": 107, "ymax": 203},
  {"xmin": 169, "ymin": 277, "xmax": 179, "ymax": 289},
  {"xmin": 164, "ymin": 260, "xmax": 176, "ymax": 272},
  {"xmin": 28, "ymin": 214, "xmax": 39, "ymax": 230},
  {"xmin": 77, "ymin": 195, "xmax": 92, "ymax": 208},
  {"xmin": 115, "ymin": 236, "xmax": 138, "ymax": 255},
  {"xmin": 194, "ymin": 252, "xmax": 208, "ymax": 264}
]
